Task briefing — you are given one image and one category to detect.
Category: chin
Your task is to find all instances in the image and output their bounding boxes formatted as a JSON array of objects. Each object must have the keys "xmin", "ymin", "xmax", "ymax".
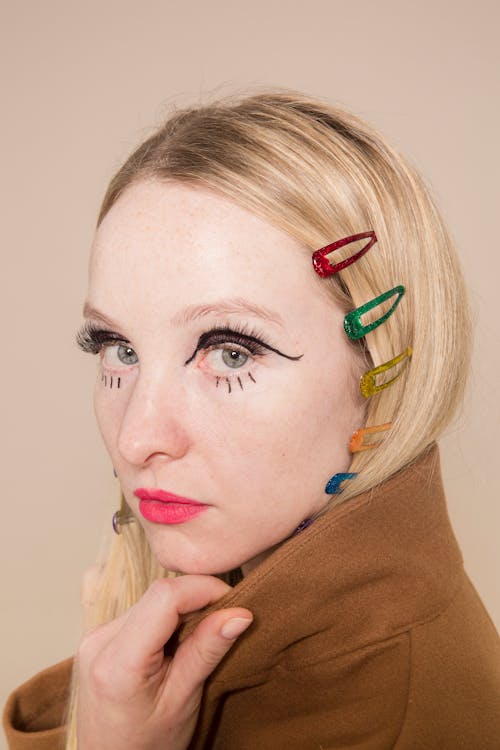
[
  {"xmin": 149, "ymin": 539, "xmax": 242, "ymax": 577},
  {"xmin": 143, "ymin": 522, "xmax": 275, "ymax": 577}
]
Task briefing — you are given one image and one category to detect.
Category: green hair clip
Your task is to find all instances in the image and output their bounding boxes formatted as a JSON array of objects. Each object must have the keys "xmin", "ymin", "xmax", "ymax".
[{"xmin": 344, "ymin": 285, "xmax": 405, "ymax": 341}]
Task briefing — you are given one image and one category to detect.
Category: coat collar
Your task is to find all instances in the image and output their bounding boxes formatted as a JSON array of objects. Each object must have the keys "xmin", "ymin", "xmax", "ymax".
[{"xmin": 180, "ymin": 443, "xmax": 463, "ymax": 684}]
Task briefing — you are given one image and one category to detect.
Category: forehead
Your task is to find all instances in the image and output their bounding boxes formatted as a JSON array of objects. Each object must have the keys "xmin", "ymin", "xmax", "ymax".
[{"xmin": 88, "ymin": 180, "xmax": 331, "ymax": 323}]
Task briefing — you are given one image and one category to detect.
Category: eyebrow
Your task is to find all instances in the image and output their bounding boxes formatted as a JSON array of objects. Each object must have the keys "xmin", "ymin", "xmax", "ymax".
[
  {"xmin": 82, "ymin": 302, "xmax": 118, "ymax": 328},
  {"xmin": 82, "ymin": 297, "xmax": 284, "ymax": 328},
  {"xmin": 170, "ymin": 297, "xmax": 284, "ymax": 327}
]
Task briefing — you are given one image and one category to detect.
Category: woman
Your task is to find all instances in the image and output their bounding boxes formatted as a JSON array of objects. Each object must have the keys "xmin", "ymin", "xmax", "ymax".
[{"xmin": 4, "ymin": 91, "xmax": 500, "ymax": 749}]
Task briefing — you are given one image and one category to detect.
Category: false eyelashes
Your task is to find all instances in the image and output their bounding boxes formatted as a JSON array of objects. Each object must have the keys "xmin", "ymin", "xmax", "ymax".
[
  {"xmin": 76, "ymin": 319, "xmax": 302, "ymax": 394},
  {"xmin": 186, "ymin": 321, "xmax": 301, "ymax": 393},
  {"xmin": 77, "ymin": 322, "xmax": 133, "ymax": 388},
  {"xmin": 76, "ymin": 321, "xmax": 128, "ymax": 355},
  {"xmin": 183, "ymin": 321, "xmax": 303, "ymax": 364}
]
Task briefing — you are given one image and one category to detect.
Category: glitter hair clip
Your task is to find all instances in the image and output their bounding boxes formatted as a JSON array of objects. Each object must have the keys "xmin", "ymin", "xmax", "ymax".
[
  {"xmin": 325, "ymin": 472, "xmax": 358, "ymax": 494},
  {"xmin": 312, "ymin": 231, "xmax": 377, "ymax": 278},
  {"xmin": 344, "ymin": 286, "xmax": 405, "ymax": 341},
  {"xmin": 349, "ymin": 422, "xmax": 393, "ymax": 452},
  {"xmin": 360, "ymin": 346, "xmax": 413, "ymax": 398}
]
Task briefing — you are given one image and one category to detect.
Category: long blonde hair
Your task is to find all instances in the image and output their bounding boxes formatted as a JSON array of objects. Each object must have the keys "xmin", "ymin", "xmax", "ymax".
[{"xmin": 65, "ymin": 89, "xmax": 471, "ymax": 747}]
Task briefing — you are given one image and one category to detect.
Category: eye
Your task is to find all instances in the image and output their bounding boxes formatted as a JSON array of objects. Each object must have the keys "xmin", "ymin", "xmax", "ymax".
[
  {"xmin": 184, "ymin": 323, "xmax": 303, "ymax": 392},
  {"xmin": 76, "ymin": 322, "xmax": 138, "ymax": 370},
  {"xmin": 103, "ymin": 343, "xmax": 139, "ymax": 368},
  {"xmin": 186, "ymin": 326, "xmax": 267, "ymax": 380},
  {"xmin": 200, "ymin": 346, "xmax": 250, "ymax": 375},
  {"xmin": 222, "ymin": 348, "xmax": 248, "ymax": 368}
]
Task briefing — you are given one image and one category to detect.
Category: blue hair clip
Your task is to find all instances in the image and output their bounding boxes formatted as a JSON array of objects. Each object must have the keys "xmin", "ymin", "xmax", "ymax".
[{"xmin": 325, "ymin": 472, "xmax": 358, "ymax": 494}]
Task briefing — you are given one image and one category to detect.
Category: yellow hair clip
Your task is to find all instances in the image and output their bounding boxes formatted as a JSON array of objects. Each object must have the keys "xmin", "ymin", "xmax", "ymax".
[
  {"xmin": 359, "ymin": 346, "xmax": 413, "ymax": 398},
  {"xmin": 349, "ymin": 422, "xmax": 393, "ymax": 452}
]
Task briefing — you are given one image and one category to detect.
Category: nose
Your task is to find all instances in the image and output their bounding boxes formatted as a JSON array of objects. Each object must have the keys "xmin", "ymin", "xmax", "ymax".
[{"xmin": 117, "ymin": 369, "xmax": 191, "ymax": 468}]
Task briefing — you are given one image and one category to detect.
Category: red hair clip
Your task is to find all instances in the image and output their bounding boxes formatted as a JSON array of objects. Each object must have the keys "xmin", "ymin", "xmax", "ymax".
[{"xmin": 312, "ymin": 231, "xmax": 377, "ymax": 278}]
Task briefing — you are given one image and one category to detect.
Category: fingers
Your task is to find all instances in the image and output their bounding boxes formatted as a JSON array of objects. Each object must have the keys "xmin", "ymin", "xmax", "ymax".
[
  {"xmin": 103, "ymin": 575, "xmax": 233, "ymax": 674},
  {"xmin": 76, "ymin": 574, "xmax": 253, "ymax": 749},
  {"xmin": 165, "ymin": 607, "xmax": 253, "ymax": 710}
]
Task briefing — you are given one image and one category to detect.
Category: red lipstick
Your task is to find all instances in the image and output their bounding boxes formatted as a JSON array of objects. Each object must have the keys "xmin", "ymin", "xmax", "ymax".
[{"xmin": 134, "ymin": 488, "xmax": 209, "ymax": 525}]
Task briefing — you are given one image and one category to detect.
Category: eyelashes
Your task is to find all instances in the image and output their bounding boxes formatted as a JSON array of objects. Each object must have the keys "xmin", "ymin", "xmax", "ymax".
[
  {"xmin": 76, "ymin": 322, "xmax": 138, "ymax": 371},
  {"xmin": 185, "ymin": 322, "xmax": 302, "ymax": 392},
  {"xmin": 76, "ymin": 321, "xmax": 129, "ymax": 354},
  {"xmin": 76, "ymin": 320, "xmax": 303, "ymax": 393},
  {"xmin": 184, "ymin": 323, "xmax": 303, "ymax": 365}
]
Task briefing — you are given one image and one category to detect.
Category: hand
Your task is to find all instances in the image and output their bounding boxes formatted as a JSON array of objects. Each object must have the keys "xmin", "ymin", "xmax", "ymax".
[{"xmin": 76, "ymin": 575, "xmax": 252, "ymax": 750}]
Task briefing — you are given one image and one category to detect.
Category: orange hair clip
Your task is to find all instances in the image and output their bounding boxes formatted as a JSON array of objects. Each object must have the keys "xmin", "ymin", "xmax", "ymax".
[{"xmin": 349, "ymin": 422, "xmax": 393, "ymax": 452}]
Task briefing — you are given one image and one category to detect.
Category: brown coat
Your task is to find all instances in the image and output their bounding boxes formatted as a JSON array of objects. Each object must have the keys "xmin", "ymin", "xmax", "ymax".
[{"xmin": 4, "ymin": 444, "xmax": 500, "ymax": 749}]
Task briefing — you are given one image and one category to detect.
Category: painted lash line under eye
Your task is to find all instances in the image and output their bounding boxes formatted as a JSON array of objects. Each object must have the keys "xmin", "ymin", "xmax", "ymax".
[
  {"xmin": 185, "ymin": 324, "xmax": 303, "ymax": 393},
  {"xmin": 101, "ymin": 372, "xmax": 122, "ymax": 389},
  {"xmin": 216, "ymin": 372, "xmax": 256, "ymax": 393},
  {"xmin": 78, "ymin": 321, "xmax": 303, "ymax": 392}
]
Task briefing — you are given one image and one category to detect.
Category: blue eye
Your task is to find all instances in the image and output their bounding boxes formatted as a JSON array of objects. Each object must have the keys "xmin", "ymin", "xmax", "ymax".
[
  {"xmin": 101, "ymin": 343, "xmax": 138, "ymax": 369},
  {"xmin": 221, "ymin": 349, "xmax": 249, "ymax": 369},
  {"xmin": 184, "ymin": 324, "xmax": 303, "ymax": 367},
  {"xmin": 183, "ymin": 323, "xmax": 303, "ymax": 394},
  {"xmin": 76, "ymin": 323, "xmax": 138, "ymax": 370},
  {"xmin": 117, "ymin": 345, "xmax": 139, "ymax": 365},
  {"xmin": 200, "ymin": 346, "xmax": 251, "ymax": 377}
]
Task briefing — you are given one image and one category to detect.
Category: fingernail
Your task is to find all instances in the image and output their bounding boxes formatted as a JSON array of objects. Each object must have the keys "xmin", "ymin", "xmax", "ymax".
[{"xmin": 220, "ymin": 617, "xmax": 253, "ymax": 640}]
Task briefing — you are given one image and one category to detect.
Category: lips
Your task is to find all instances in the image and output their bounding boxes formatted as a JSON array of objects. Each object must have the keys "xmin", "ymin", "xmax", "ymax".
[{"xmin": 134, "ymin": 488, "xmax": 209, "ymax": 525}]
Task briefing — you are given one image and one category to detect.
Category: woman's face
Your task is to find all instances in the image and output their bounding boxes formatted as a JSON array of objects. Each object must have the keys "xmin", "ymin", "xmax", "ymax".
[{"xmin": 84, "ymin": 180, "xmax": 364, "ymax": 574}]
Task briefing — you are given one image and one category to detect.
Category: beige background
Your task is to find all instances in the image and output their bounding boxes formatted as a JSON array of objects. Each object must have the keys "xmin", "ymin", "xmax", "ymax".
[{"xmin": 2, "ymin": 1, "xmax": 499, "ymax": 743}]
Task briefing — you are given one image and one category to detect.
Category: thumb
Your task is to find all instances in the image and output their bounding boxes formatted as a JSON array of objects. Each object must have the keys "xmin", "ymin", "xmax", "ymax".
[{"xmin": 165, "ymin": 608, "xmax": 253, "ymax": 707}]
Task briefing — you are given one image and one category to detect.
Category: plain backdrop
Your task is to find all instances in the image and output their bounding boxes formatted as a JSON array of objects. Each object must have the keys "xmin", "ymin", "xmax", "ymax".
[{"xmin": 2, "ymin": 1, "xmax": 499, "ymax": 745}]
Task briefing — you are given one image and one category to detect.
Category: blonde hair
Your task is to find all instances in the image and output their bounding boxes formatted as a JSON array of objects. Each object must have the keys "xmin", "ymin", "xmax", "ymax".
[{"xmin": 65, "ymin": 89, "xmax": 471, "ymax": 747}]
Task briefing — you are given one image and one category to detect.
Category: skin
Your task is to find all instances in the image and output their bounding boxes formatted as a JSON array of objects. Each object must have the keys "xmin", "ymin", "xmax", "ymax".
[
  {"xmin": 77, "ymin": 179, "xmax": 365, "ymax": 749},
  {"xmin": 77, "ymin": 576, "xmax": 253, "ymax": 750},
  {"xmin": 86, "ymin": 179, "xmax": 365, "ymax": 576}
]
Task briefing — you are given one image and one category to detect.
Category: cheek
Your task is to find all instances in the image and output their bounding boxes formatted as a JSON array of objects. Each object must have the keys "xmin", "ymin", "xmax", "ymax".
[
  {"xmin": 203, "ymin": 358, "xmax": 358, "ymax": 489},
  {"xmin": 93, "ymin": 375, "xmax": 129, "ymax": 451}
]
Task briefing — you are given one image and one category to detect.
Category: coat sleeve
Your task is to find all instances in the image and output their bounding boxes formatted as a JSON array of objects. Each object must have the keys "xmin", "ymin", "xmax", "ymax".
[{"xmin": 2, "ymin": 657, "xmax": 73, "ymax": 750}]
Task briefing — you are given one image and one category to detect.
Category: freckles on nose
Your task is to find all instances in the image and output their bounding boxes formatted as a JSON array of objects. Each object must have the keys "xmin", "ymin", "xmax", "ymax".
[{"xmin": 115, "ymin": 383, "xmax": 191, "ymax": 466}]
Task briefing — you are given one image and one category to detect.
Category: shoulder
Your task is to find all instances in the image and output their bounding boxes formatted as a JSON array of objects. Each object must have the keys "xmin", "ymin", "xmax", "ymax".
[
  {"xmin": 394, "ymin": 574, "xmax": 500, "ymax": 748},
  {"xmin": 3, "ymin": 657, "xmax": 73, "ymax": 750}
]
